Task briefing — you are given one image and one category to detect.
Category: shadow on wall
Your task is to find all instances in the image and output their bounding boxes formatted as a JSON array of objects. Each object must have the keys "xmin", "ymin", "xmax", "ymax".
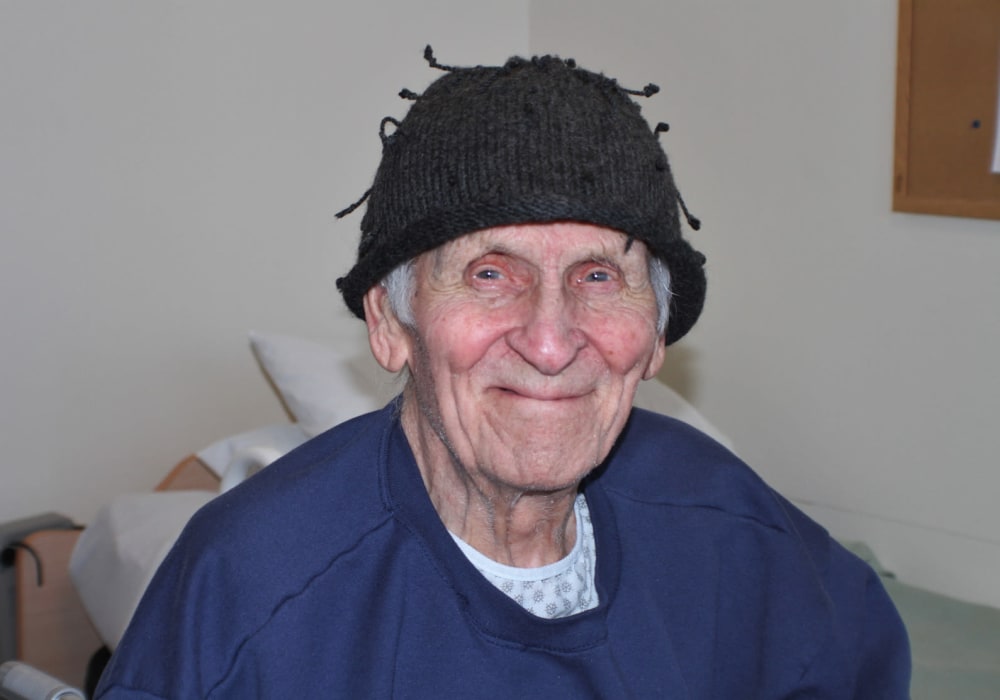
[{"xmin": 656, "ymin": 342, "xmax": 701, "ymax": 404}]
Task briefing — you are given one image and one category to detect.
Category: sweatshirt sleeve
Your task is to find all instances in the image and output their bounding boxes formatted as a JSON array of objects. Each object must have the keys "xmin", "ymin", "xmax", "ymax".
[
  {"xmin": 850, "ymin": 566, "xmax": 912, "ymax": 699},
  {"xmin": 794, "ymin": 540, "xmax": 912, "ymax": 699}
]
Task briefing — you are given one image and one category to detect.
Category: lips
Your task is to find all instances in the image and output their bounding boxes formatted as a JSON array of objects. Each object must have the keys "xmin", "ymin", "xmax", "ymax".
[{"xmin": 494, "ymin": 384, "xmax": 590, "ymax": 402}]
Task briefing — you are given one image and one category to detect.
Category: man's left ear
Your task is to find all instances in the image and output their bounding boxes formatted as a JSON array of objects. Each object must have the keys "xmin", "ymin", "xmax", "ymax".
[
  {"xmin": 641, "ymin": 337, "xmax": 667, "ymax": 380},
  {"xmin": 363, "ymin": 284, "xmax": 411, "ymax": 374}
]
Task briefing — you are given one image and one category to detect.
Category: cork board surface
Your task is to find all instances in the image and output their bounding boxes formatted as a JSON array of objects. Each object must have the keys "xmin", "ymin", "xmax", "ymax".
[{"xmin": 893, "ymin": 0, "xmax": 1000, "ymax": 219}]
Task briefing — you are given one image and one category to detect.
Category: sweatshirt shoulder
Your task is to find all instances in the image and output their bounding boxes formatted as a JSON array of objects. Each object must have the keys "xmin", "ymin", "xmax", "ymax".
[
  {"xmin": 179, "ymin": 406, "xmax": 397, "ymax": 568},
  {"xmin": 596, "ymin": 408, "xmax": 796, "ymax": 534}
]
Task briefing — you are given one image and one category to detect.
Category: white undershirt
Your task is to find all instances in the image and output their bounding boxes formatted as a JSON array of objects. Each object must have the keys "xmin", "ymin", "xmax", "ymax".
[{"xmin": 450, "ymin": 494, "xmax": 598, "ymax": 619}]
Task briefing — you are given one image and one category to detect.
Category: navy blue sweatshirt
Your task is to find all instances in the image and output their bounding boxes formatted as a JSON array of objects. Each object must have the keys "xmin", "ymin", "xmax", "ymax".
[{"xmin": 97, "ymin": 404, "xmax": 910, "ymax": 698}]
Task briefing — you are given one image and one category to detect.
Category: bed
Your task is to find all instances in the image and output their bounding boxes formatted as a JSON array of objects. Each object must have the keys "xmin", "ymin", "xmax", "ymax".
[{"xmin": 4, "ymin": 331, "xmax": 999, "ymax": 698}]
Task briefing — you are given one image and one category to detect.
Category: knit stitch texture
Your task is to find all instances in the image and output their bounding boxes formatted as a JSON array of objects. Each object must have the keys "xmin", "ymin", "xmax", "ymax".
[{"xmin": 337, "ymin": 52, "xmax": 707, "ymax": 344}]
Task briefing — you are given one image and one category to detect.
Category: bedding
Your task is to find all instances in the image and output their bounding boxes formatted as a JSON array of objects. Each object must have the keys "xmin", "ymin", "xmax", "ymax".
[
  {"xmin": 844, "ymin": 542, "xmax": 1000, "ymax": 699},
  {"xmin": 69, "ymin": 492, "xmax": 215, "ymax": 651},
  {"xmin": 248, "ymin": 330, "xmax": 384, "ymax": 437}
]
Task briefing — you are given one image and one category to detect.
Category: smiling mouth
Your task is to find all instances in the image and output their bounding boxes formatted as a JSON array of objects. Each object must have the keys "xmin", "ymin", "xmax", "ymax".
[{"xmin": 496, "ymin": 386, "xmax": 588, "ymax": 402}]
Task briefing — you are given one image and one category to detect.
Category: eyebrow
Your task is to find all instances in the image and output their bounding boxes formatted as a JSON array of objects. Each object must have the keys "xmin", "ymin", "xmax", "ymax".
[
  {"xmin": 431, "ymin": 235, "xmax": 641, "ymax": 277},
  {"xmin": 430, "ymin": 242, "xmax": 517, "ymax": 276},
  {"xmin": 583, "ymin": 254, "xmax": 624, "ymax": 270}
]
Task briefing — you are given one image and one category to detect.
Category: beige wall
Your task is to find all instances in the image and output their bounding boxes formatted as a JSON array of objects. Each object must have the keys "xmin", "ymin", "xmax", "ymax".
[
  {"xmin": 3, "ymin": 0, "xmax": 999, "ymax": 609},
  {"xmin": 529, "ymin": 0, "xmax": 1000, "ymax": 607},
  {"xmin": 0, "ymin": 2, "xmax": 529, "ymax": 520}
]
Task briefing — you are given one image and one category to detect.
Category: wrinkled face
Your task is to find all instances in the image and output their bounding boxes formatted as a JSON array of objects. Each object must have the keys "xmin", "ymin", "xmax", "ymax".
[{"xmin": 370, "ymin": 222, "xmax": 666, "ymax": 494}]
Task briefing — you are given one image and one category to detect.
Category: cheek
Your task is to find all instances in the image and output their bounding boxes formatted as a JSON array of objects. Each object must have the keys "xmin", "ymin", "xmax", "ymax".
[
  {"xmin": 420, "ymin": 304, "xmax": 511, "ymax": 375},
  {"xmin": 586, "ymin": 310, "xmax": 658, "ymax": 371}
]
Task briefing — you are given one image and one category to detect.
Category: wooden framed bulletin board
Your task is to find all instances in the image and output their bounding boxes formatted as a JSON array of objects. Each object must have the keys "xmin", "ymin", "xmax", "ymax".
[{"xmin": 893, "ymin": 0, "xmax": 1000, "ymax": 220}]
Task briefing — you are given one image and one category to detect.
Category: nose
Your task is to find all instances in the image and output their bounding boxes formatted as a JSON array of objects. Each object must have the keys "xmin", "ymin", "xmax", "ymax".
[{"xmin": 505, "ymin": 286, "xmax": 586, "ymax": 376}]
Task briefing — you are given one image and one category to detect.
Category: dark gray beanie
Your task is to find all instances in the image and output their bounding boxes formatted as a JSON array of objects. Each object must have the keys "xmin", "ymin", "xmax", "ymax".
[{"xmin": 336, "ymin": 49, "xmax": 706, "ymax": 344}]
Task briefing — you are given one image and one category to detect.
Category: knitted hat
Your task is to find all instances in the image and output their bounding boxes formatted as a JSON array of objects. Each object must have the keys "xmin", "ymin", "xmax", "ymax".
[{"xmin": 336, "ymin": 48, "xmax": 706, "ymax": 345}]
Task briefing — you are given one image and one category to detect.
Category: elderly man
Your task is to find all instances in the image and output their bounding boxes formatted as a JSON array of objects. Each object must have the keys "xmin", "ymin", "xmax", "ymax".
[{"xmin": 96, "ymin": 51, "xmax": 910, "ymax": 698}]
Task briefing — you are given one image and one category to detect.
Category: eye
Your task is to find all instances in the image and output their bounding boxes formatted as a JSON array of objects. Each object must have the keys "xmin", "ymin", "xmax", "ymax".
[
  {"xmin": 464, "ymin": 253, "xmax": 528, "ymax": 297},
  {"xmin": 582, "ymin": 269, "xmax": 612, "ymax": 283},
  {"xmin": 575, "ymin": 262, "xmax": 619, "ymax": 285},
  {"xmin": 473, "ymin": 268, "xmax": 503, "ymax": 281}
]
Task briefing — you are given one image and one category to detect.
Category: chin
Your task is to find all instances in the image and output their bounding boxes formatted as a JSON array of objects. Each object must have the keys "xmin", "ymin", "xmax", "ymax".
[{"xmin": 488, "ymin": 446, "xmax": 604, "ymax": 492}]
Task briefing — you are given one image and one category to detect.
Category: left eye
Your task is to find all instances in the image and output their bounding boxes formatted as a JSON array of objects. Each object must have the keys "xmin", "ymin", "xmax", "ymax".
[
  {"xmin": 474, "ymin": 268, "xmax": 503, "ymax": 280},
  {"xmin": 582, "ymin": 270, "xmax": 612, "ymax": 283}
]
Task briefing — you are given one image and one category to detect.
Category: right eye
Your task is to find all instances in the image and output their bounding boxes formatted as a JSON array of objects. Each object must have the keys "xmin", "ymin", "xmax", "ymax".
[{"xmin": 465, "ymin": 253, "xmax": 530, "ymax": 298}]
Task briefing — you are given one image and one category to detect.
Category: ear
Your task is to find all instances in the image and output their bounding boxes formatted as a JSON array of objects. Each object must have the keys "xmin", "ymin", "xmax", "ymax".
[
  {"xmin": 363, "ymin": 284, "xmax": 412, "ymax": 373},
  {"xmin": 641, "ymin": 336, "xmax": 667, "ymax": 380}
]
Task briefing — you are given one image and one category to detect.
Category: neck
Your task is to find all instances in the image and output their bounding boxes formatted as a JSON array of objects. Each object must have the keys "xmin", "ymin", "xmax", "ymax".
[{"xmin": 400, "ymin": 395, "xmax": 579, "ymax": 568}]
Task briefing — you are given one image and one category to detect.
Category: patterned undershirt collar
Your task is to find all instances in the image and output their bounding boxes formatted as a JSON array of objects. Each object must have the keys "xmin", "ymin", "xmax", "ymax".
[{"xmin": 449, "ymin": 494, "xmax": 598, "ymax": 619}]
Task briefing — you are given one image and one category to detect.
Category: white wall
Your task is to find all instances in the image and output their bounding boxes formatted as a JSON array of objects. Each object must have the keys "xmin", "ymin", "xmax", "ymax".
[
  {"xmin": 0, "ymin": 2, "xmax": 529, "ymax": 522},
  {"xmin": 4, "ymin": 0, "xmax": 999, "ymax": 610},
  {"xmin": 530, "ymin": 0, "xmax": 1000, "ymax": 608}
]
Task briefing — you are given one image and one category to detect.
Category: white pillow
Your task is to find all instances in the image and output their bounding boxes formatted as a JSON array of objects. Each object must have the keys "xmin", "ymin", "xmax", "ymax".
[
  {"xmin": 70, "ymin": 490, "xmax": 216, "ymax": 650},
  {"xmin": 196, "ymin": 423, "xmax": 309, "ymax": 478},
  {"xmin": 633, "ymin": 379, "xmax": 734, "ymax": 450},
  {"xmin": 249, "ymin": 331, "xmax": 384, "ymax": 437}
]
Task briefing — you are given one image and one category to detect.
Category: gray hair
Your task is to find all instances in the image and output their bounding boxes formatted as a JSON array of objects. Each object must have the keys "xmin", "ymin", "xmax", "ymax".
[{"xmin": 382, "ymin": 255, "xmax": 671, "ymax": 335}]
